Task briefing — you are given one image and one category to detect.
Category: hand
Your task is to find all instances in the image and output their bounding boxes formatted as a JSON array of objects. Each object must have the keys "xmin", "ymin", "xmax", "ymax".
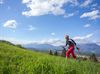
[
  {"xmin": 62, "ymin": 46, "xmax": 64, "ymax": 49},
  {"xmin": 76, "ymin": 47, "xmax": 80, "ymax": 50}
]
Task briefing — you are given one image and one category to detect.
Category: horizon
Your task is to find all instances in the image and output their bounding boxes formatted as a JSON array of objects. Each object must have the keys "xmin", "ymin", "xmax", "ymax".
[{"xmin": 0, "ymin": 0, "xmax": 100, "ymax": 46}]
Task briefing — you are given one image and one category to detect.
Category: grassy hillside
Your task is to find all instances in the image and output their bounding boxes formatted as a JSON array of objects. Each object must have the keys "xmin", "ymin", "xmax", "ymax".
[{"xmin": 0, "ymin": 41, "xmax": 100, "ymax": 74}]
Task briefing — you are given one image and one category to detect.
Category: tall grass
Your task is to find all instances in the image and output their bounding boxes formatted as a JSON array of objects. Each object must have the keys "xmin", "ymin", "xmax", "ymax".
[{"xmin": 0, "ymin": 42, "xmax": 100, "ymax": 74}]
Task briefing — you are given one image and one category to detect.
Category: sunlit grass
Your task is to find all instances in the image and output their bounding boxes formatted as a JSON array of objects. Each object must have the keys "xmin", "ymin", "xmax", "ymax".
[{"xmin": 0, "ymin": 42, "xmax": 100, "ymax": 74}]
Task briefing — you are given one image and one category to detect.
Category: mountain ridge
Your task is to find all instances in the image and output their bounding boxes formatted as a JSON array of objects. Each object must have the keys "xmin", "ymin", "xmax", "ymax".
[{"xmin": 23, "ymin": 43, "xmax": 100, "ymax": 54}]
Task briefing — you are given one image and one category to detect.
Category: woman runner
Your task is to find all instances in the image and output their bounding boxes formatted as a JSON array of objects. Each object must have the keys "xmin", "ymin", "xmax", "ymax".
[{"xmin": 62, "ymin": 35, "xmax": 80, "ymax": 62}]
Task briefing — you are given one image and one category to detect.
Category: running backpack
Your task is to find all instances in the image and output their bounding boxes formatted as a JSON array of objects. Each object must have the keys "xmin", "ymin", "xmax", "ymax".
[{"xmin": 68, "ymin": 39, "xmax": 76, "ymax": 45}]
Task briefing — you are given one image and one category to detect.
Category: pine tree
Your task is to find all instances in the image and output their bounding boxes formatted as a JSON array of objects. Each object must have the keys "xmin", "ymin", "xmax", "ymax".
[
  {"xmin": 61, "ymin": 48, "xmax": 66, "ymax": 57},
  {"xmin": 54, "ymin": 50, "xmax": 58, "ymax": 56},
  {"xmin": 49, "ymin": 50, "xmax": 53, "ymax": 55},
  {"xmin": 89, "ymin": 53, "xmax": 98, "ymax": 62}
]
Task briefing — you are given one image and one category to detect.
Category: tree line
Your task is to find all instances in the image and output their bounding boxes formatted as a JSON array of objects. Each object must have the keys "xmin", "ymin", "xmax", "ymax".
[{"xmin": 49, "ymin": 48, "xmax": 99, "ymax": 63}]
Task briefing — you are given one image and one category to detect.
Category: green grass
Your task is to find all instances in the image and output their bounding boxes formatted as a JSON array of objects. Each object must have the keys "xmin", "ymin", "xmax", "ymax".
[{"xmin": 0, "ymin": 41, "xmax": 100, "ymax": 74}]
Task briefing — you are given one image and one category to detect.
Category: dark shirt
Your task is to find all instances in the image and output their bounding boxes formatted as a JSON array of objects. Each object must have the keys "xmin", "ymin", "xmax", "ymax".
[{"xmin": 66, "ymin": 39, "xmax": 76, "ymax": 48}]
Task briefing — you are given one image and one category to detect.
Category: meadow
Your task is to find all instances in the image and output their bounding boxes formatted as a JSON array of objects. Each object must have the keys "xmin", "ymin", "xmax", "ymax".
[{"xmin": 0, "ymin": 41, "xmax": 100, "ymax": 74}]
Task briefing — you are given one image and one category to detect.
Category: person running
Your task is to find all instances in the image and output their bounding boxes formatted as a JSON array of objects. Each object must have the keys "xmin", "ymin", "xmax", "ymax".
[{"xmin": 62, "ymin": 35, "xmax": 80, "ymax": 62}]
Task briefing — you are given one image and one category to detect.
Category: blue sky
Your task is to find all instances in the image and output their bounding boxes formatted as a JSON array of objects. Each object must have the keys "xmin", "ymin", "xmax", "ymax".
[{"xmin": 0, "ymin": 0, "xmax": 100, "ymax": 46}]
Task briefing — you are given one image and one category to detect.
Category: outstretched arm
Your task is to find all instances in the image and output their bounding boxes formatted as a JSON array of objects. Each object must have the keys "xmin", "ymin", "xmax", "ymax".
[
  {"xmin": 62, "ymin": 45, "xmax": 66, "ymax": 48},
  {"xmin": 74, "ymin": 44, "xmax": 79, "ymax": 51},
  {"xmin": 74, "ymin": 44, "xmax": 82, "ymax": 57}
]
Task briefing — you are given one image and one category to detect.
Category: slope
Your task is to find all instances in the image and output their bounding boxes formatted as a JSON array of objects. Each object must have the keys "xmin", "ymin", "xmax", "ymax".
[{"xmin": 0, "ymin": 41, "xmax": 100, "ymax": 74}]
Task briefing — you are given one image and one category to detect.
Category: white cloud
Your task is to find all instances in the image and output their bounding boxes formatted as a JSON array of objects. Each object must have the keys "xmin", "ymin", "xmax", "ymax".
[
  {"xmin": 94, "ymin": 30, "xmax": 100, "ymax": 34},
  {"xmin": 38, "ymin": 39, "xmax": 64, "ymax": 45},
  {"xmin": 0, "ymin": 37, "xmax": 65, "ymax": 46},
  {"xmin": 46, "ymin": 39, "xmax": 65, "ymax": 46},
  {"xmin": 73, "ymin": 33, "xmax": 93, "ymax": 44},
  {"xmin": 0, "ymin": 37, "xmax": 32, "ymax": 44},
  {"xmin": 84, "ymin": 24, "xmax": 90, "ymax": 27},
  {"xmin": 22, "ymin": 0, "xmax": 79, "ymax": 17},
  {"xmin": 73, "ymin": 33, "xmax": 93, "ymax": 40},
  {"xmin": 22, "ymin": 0, "xmax": 30, "ymax": 3},
  {"xmin": 29, "ymin": 27, "xmax": 36, "ymax": 30},
  {"xmin": 91, "ymin": 3, "xmax": 97, "ymax": 7},
  {"xmin": 8, "ymin": 6, "xmax": 10, "ymax": 10},
  {"xmin": 1, "ymin": 33, "xmax": 100, "ymax": 46},
  {"xmin": 29, "ymin": 25, "xmax": 33, "ymax": 27},
  {"xmin": 80, "ymin": 10, "xmax": 100, "ymax": 20},
  {"xmin": 80, "ymin": 0, "xmax": 92, "ymax": 7},
  {"xmin": 64, "ymin": 11, "xmax": 79, "ymax": 18},
  {"xmin": 70, "ymin": 0, "xmax": 79, "ymax": 7},
  {"xmin": 0, "ymin": 0, "xmax": 3, "ymax": 4},
  {"xmin": 70, "ymin": 0, "xmax": 93, "ymax": 8},
  {"xmin": 90, "ymin": 3, "xmax": 97, "ymax": 10},
  {"xmin": 74, "ymin": 0, "xmax": 79, "ymax": 6},
  {"xmin": 22, "ymin": 0, "xmax": 66, "ymax": 16},
  {"xmin": 3, "ymin": 20, "xmax": 18, "ymax": 28},
  {"xmin": 91, "ymin": 8, "xmax": 96, "ymax": 10},
  {"xmin": 51, "ymin": 33, "xmax": 55, "ymax": 35},
  {"xmin": 93, "ymin": 39, "xmax": 100, "ymax": 46},
  {"xmin": 28, "ymin": 25, "xmax": 36, "ymax": 30},
  {"xmin": 64, "ymin": 13, "xmax": 75, "ymax": 18},
  {"xmin": 86, "ymin": 33, "xmax": 93, "ymax": 38}
]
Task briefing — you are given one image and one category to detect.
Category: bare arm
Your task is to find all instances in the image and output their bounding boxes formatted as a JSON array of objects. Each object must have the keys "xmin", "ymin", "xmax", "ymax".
[
  {"xmin": 62, "ymin": 45, "xmax": 66, "ymax": 48},
  {"xmin": 74, "ymin": 44, "xmax": 79, "ymax": 51},
  {"xmin": 74, "ymin": 44, "xmax": 82, "ymax": 57},
  {"xmin": 64, "ymin": 45, "xmax": 67, "ymax": 47}
]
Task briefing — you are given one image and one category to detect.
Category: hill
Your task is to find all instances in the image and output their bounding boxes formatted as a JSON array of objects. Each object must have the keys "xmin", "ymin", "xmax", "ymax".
[
  {"xmin": 77, "ymin": 43, "xmax": 100, "ymax": 53},
  {"xmin": 23, "ymin": 43, "xmax": 100, "ymax": 54},
  {"xmin": 23, "ymin": 43, "xmax": 59, "ymax": 50},
  {"xmin": 0, "ymin": 40, "xmax": 15, "ymax": 46},
  {"xmin": 0, "ymin": 41, "xmax": 100, "ymax": 74}
]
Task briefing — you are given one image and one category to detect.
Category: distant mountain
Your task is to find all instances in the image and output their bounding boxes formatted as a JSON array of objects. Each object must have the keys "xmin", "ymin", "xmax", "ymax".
[
  {"xmin": 23, "ymin": 43, "xmax": 100, "ymax": 54},
  {"xmin": 23, "ymin": 43, "xmax": 60, "ymax": 50},
  {"xmin": 77, "ymin": 43, "xmax": 100, "ymax": 54}
]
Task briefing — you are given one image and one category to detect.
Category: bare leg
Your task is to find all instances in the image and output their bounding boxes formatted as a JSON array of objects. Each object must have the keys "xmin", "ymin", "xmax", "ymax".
[{"xmin": 66, "ymin": 56, "xmax": 68, "ymax": 60}]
